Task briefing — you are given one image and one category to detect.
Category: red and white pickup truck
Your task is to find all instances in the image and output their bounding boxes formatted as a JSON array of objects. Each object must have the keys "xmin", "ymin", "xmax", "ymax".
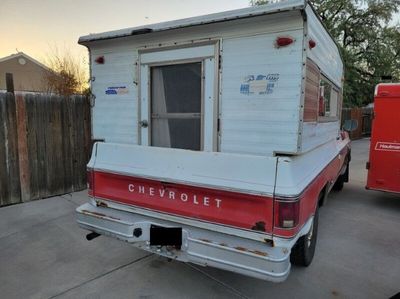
[{"xmin": 76, "ymin": 1, "xmax": 351, "ymax": 282}]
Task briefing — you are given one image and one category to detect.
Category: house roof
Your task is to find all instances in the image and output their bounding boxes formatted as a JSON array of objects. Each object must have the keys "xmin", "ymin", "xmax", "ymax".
[
  {"xmin": 78, "ymin": 0, "xmax": 306, "ymax": 44},
  {"xmin": 0, "ymin": 52, "xmax": 51, "ymax": 72}
]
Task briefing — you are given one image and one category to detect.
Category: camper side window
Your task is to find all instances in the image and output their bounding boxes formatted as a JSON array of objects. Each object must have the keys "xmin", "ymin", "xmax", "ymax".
[{"xmin": 319, "ymin": 77, "xmax": 340, "ymax": 121}]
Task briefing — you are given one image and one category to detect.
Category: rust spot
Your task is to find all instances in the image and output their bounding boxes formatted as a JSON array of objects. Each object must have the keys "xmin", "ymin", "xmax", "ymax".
[
  {"xmin": 82, "ymin": 209, "xmax": 103, "ymax": 216},
  {"xmin": 251, "ymin": 221, "xmax": 266, "ymax": 232},
  {"xmin": 235, "ymin": 247, "xmax": 248, "ymax": 252},
  {"xmin": 251, "ymin": 250, "xmax": 268, "ymax": 257},
  {"xmin": 264, "ymin": 239, "xmax": 274, "ymax": 247},
  {"xmin": 81, "ymin": 210, "xmax": 120, "ymax": 221},
  {"xmin": 219, "ymin": 243, "xmax": 228, "ymax": 247},
  {"xmin": 96, "ymin": 201, "xmax": 108, "ymax": 208},
  {"xmin": 199, "ymin": 239, "xmax": 211, "ymax": 243}
]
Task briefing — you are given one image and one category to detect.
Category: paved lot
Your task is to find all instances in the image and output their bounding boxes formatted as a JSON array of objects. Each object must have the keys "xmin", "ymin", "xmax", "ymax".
[{"xmin": 0, "ymin": 139, "xmax": 399, "ymax": 299}]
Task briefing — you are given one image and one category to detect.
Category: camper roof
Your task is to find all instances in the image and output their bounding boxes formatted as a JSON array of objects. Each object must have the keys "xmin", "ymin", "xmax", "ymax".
[{"xmin": 79, "ymin": 0, "xmax": 306, "ymax": 44}]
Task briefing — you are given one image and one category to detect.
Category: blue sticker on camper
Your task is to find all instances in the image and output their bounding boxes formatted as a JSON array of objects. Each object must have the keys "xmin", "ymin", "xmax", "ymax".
[
  {"xmin": 240, "ymin": 74, "xmax": 280, "ymax": 95},
  {"xmin": 105, "ymin": 86, "xmax": 129, "ymax": 95},
  {"xmin": 106, "ymin": 89, "xmax": 118, "ymax": 95}
]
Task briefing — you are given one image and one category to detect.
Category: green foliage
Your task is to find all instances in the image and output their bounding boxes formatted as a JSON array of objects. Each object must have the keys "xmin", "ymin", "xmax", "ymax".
[{"xmin": 251, "ymin": 0, "xmax": 400, "ymax": 107}]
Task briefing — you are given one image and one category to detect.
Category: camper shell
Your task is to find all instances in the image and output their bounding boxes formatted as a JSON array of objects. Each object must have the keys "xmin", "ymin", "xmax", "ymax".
[{"xmin": 76, "ymin": 0, "xmax": 350, "ymax": 282}]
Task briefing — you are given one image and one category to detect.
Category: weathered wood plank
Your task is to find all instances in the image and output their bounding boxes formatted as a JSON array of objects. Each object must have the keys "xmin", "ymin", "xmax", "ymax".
[
  {"xmin": 15, "ymin": 93, "xmax": 31, "ymax": 202},
  {"xmin": 0, "ymin": 93, "xmax": 10, "ymax": 205},
  {"xmin": 1, "ymin": 93, "xmax": 21, "ymax": 205},
  {"xmin": 25, "ymin": 94, "xmax": 40, "ymax": 200},
  {"xmin": 71, "ymin": 96, "xmax": 80, "ymax": 191},
  {"xmin": 74, "ymin": 96, "xmax": 87, "ymax": 190},
  {"xmin": 60, "ymin": 97, "xmax": 73, "ymax": 194},
  {"xmin": 83, "ymin": 96, "xmax": 92, "ymax": 183},
  {"xmin": 44, "ymin": 95, "xmax": 56, "ymax": 197},
  {"xmin": 51, "ymin": 95, "xmax": 64, "ymax": 195},
  {"xmin": 36, "ymin": 94, "xmax": 49, "ymax": 199}
]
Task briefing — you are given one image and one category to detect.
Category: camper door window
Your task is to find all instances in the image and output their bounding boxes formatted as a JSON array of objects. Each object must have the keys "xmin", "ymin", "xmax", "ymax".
[
  {"xmin": 319, "ymin": 77, "xmax": 340, "ymax": 121},
  {"xmin": 150, "ymin": 62, "xmax": 203, "ymax": 151}
]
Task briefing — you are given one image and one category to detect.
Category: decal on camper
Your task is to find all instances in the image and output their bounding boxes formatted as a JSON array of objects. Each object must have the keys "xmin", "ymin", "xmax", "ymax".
[
  {"xmin": 105, "ymin": 86, "xmax": 129, "ymax": 95},
  {"xmin": 240, "ymin": 74, "xmax": 280, "ymax": 95}
]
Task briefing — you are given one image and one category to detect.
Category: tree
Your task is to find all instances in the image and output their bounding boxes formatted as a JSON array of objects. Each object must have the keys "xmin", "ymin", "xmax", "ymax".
[
  {"xmin": 251, "ymin": 0, "xmax": 400, "ymax": 107},
  {"xmin": 43, "ymin": 46, "xmax": 88, "ymax": 96},
  {"xmin": 45, "ymin": 69, "xmax": 78, "ymax": 96}
]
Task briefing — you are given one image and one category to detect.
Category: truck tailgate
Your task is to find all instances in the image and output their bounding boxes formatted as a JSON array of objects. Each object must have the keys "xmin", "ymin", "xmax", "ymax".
[{"xmin": 89, "ymin": 143, "xmax": 277, "ymax": 233}]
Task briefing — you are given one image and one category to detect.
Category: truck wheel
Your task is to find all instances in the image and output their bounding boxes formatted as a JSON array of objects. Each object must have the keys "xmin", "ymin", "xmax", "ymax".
[
  {"xmin": 332, "ymin": 175, "xmax": 345, "ymax": 191},
  {"xmin": 290, "ymin": 207, "xmax": 319, "ymax": 267},
  {"xmin": 333, "ymin": 163, "xmax": 349, "ymax": 191}
]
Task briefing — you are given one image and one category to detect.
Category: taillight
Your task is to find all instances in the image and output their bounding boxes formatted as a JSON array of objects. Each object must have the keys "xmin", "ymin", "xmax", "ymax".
[
  {"xmin": 275, "ymin": 200, "xmax": 300, "ymax": 229},
  {"xmin": 309, "ymin": 39, "xmax": 316, "ymax": 49},
  {"xmin": 87, "ymin": 168, "xmax": 94, "ymax": 195},
  {"xmin": 276, "ymin": 36, "xmax": 294, "ymax": 48},
  {"xmin": 95, "ymin": 56, "xmax": 105, "ymax": 64}
]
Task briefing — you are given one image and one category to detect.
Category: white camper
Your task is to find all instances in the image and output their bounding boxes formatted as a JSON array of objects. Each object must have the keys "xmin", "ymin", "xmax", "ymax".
[{"xmin": 76, "ymin": 0, "xmax": 351, "ymax": 282}]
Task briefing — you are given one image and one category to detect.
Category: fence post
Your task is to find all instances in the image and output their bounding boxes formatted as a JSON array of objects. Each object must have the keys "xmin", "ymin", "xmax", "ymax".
[{"xmin": 6, "ymin": 73, "xmax": 14, "ymax": 94}]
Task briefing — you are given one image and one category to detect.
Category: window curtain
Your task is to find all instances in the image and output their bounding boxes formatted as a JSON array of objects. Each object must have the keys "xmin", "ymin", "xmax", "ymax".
[{"xmin": 151, "ymin": 68, "xmax": 171, "ymax": 147}]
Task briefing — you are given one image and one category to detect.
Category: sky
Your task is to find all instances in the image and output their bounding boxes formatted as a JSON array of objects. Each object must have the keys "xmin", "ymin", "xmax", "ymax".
[
  {"xmin": 1, "ymin": 0, "xmax": 398, "ymax": 66},
  {"xmin": 0, "ymin": 0, "xmax": 250, "ymax": 63}
]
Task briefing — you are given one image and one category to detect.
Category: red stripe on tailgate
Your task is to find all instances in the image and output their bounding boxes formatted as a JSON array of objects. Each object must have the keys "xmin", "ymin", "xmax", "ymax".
[{"xmin": 93, "ymin": 171, "xmax": 273, "ymax": 233}]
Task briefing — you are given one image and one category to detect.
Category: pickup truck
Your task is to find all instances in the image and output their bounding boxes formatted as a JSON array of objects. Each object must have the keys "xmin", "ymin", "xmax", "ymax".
[{"xmin": 76, "ymin": 0, "xmax": 350, "ymax": 282}]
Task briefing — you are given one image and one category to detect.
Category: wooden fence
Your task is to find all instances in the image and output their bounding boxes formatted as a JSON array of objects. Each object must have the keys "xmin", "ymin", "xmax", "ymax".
[
  {"xmin": 341, "ymin": 107, "xmax": 373, "ymax": 140},
  {"xmin": 0, "ymin": 93, "xmax": 91, "ymax": 207}
]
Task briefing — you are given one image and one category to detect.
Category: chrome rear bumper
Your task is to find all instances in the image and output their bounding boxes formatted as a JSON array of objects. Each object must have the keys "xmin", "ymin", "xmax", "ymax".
[{"xmin": 76, "ymin": 202, "xmax": 291, "ymax": 282}]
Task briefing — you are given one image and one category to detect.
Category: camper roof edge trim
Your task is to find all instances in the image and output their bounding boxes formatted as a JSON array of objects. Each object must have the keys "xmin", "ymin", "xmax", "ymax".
[{"xmin": 78, "ymin": 0, "xmax": 306, "ymax": 44}]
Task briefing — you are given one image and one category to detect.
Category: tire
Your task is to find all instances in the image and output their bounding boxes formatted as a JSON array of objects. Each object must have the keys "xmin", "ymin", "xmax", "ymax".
[
  {"xmin": 290, "ymin": 207, "xmax": 319, "ymax": 267},
  {"xmin": 332, "ymin": 174, "xmax": 345, "ymax": 191},
  {"xmin": 332, "ymin": 162, "xmax": 349, "ymax": 191}
]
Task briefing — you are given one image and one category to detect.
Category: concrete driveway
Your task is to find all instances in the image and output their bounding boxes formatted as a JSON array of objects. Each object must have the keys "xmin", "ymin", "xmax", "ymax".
[{"xmin": 1, "ymin": 138, "xmax": 399, "ymax": 299}]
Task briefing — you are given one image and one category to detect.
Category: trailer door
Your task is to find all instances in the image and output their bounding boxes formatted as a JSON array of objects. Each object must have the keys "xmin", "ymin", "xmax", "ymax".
[{"xmin": 139, "ymin": 44, "xmax": 218, "ymax": 152}]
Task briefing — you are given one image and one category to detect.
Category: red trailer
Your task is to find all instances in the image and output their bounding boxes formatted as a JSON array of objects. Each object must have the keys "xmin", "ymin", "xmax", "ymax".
[{"xmin": 367, "ymin": 83, "xmax": 400, "ymax": 194}]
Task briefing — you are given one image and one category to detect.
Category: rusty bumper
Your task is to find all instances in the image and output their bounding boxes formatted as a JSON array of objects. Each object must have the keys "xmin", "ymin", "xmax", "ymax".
[{"xmin": 76, "ymin": 201, "xmax": 291, "ymax": 282}]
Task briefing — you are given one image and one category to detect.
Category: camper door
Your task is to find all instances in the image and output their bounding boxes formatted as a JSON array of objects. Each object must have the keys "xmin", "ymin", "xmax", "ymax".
[{"xmin": 139, "ymin": 43, "xmax": 218, "ymax": 152}]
